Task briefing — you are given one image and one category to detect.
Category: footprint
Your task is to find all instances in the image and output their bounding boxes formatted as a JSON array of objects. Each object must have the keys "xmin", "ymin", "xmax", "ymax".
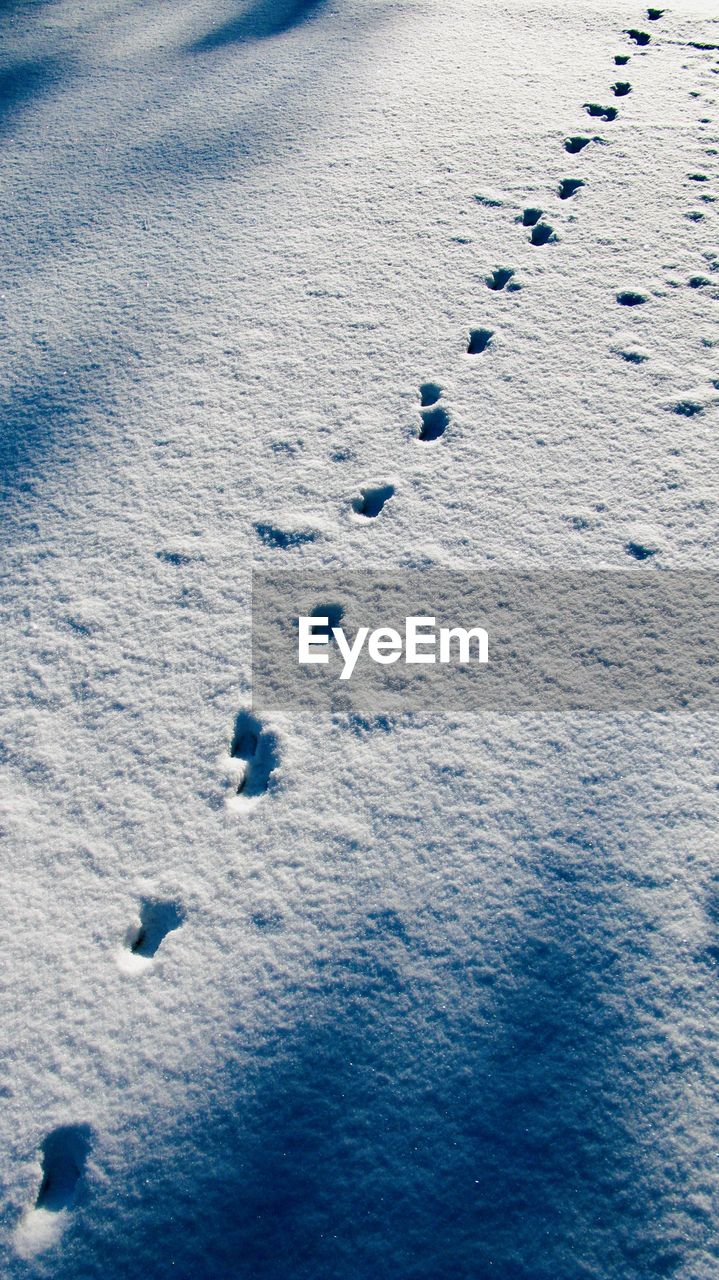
[
  {"xmin": 309, "ymin": 602, "xmax": 344, "ymax": 636},
  {"xmin": 558, "ymin": 178, "xmax": 585, "ymax": 200},
  {"xmin": 626, "ymin": 540, "xmax": 658, "ymax": 560},
  {"xmin": 616, "ymin": 290, "xmax": 648, "ymax": 306},
  {"xmin": 254, "ymin": 522, "xmax": 317, "ymax": 549},
  {"xmin": 689, "ymin": 275, "xmax": 711, "ymax": 287},
  {"xmin": 467, "ymin": 327, "xmax": 494, "ymax": 354},
  {"xmin": 673, "ymin": 399, "xmax": 704, "ymax": 416},
  {"xmin": 521, "ymin": 206, "xmax": 543, "ymax": 225},
  {"xmin": 584, "ymin": 102, "xmax": 618, "ymax": 121},
  {"xmin": 124, "ymin": 898, "xmax": 185, "ymax": 965},
  {"xmin": 352, "ymin": 483, "xmax": 395, "ymax": 518},
  {"xmin": 615, "ymin": 54, "xmax": 631, "ymax": 65},
  {"xmin": 419, "ymin": 381, "xmax": 442, "ymax": 407},
  {"xmin": 688, "ymin": 172, "xmax": 709, "ymax": 182},
  {"xmin": 486, "ymin": 266, "xmax": 515, "ymax": 290},
  {"xmin": 564, "ymin": 135, "xmax": 594, "ymax": 153},
  {"xmin": 227, "ymin": 710, "xmax": 279, "ymax": 809},
  {"xmin": 612, "ymin": 81, "xmax": 632, "ymax": 97},
  {"xmin": 530, "ymin": 223, "xmax": 555, "ymax": 246},
  {"xmin": 35, "ymin": 1126, "xmax": 92, "ymax": 1214},
  {"xmin": 625, "ymin": 28, "xmax": 651, "ymax": 45},
  {"xmin": 418, "ymin": 406, "xmax": 450, "ymax": 441},
  {"xmin": 14, "ymin": 1124, "xmax": 94, "ymax": 1256},
  {"xmin": 647, "ymin": 7, "xmax": 664, "ymax": 19}
]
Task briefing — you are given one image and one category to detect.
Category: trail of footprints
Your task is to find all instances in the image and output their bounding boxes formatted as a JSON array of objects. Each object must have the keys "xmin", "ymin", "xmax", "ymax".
[{"xmin": 19, "ymin": 6, "xmax": 718, "ymax": 1256}]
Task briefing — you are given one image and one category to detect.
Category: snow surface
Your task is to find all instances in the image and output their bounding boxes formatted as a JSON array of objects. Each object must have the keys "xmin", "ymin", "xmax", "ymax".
[{"xmin": 1, "ymin": 0, "xmax": 718, "ymax": 1276}]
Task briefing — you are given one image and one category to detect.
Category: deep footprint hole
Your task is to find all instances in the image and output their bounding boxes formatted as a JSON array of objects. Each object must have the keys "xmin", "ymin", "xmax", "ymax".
[
  {"xmin": 615, "ymin": 54, "xmax": 630, "ymax": 64},
  {"xmin": 230, "ymin": 709, "xmax": 278, "ymax": 799},
  {"xmin": 36, "ymin": 1125, "xmax": 93, "ymax": 1213},
  {"xmin": 419, "ymin": 381, "xmax": 442, "ymax": 407},
  {"xmin": 559, "ymin": 178, "xmax": 585, "ymax": 200},
  {"xmin": 486, "ymin": 266, "xmax": 515, "ymax": 291},
  {"xmin": 584, "ymin": 102, "xmax": 618, "ymax": 121},
  {"xmin": 522, "ymin": 206, "xmax": 543, "ymax": 226},
  {"xmin": 617, "ymin": 290, "xmax": 647, "ymax": 306},
  {"xmin": 530, "ymin": 223, "xmax": 554, "ymax": 246},
  {"xmin": 467, "ymin": 327, "xmax": 494, "ymax": 355},
  {"xmin": 418, "ymin": 406, "xmax": 449, "ymax": 441},
  {"xmin": 309, "ymin": 603, "xmax": 344, "ymax": 636},
  {"xmin": 626, "ymin": 28, "xmax": 651, "ymax": 44},
  {"xmin": 647, "ymin": 7, "xmax": 664, "ymax": 19},
  {"xmin": 129, "ymin": 899, "xmax": 185, "ymax": 959},
  {"xmin": 352, "ymin": 483, "xmax": 395, "ymax": 518},
  {"xmin": 612, "ymin": 81, "xmax": 632, "ymax": 97},
  {"xmin": 564, "ymin": 135, "xmax": 591, "ymax": 153}
]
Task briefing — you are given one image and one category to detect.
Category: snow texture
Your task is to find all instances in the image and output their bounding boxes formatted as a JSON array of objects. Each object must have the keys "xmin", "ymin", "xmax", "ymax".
[{"xmin": 1, "ymin": 0, "xmax": 718, "ymax": 1276}]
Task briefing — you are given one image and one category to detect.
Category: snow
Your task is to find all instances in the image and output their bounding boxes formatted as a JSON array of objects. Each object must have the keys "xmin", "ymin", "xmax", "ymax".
[{"xmin": 1, "ymin": 0, "xmax": 718, "ymax": 1275}]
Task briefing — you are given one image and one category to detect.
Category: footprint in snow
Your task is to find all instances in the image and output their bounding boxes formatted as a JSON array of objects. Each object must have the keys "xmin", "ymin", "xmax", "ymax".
[
  {"xmin": 521, "ymin": 206, "xmax": 543, "ymax": 225},
  {"xmin": 529, "ymin": 223, "xmax": 555, "ymax": 246},
  {"xmin": 467, "ymin": 327, "xmax": 494, "ymax": 355},
  {"xmin": 626, "ymin": 539, "xmax": 658, "ymax": 560},
  {"xmin": 584, "ymin": 102, "xmax": 618, "ymax": 121},
  {"xmin": 308, "ymin": 602, "xmax": 344, "ymax": 636},
  {"xmin": 417, "ymin": 384, "xmax": 449, "ymax": 440},
  {"xmin": 625, "ymin": 28, "xmax": 651, "ymax": 45},
  {"xmin": 14, "ymin": 1125, "xmax": 93, "ymax": 1258},
  {"xmin": 486, "ymin": 266, "xmax": 516, "ymax": 290},
  {"xmin": 352, "ymin": 483, "xmax": 395, "ymax": 518},
  {"xmin": 615, "ymin": 54, "xmax": 631, "ymax": 65},
  {"xmin": 254, "ymin": 522, "xmax": 317, "ymax": 549},
  {"xmin": 617, "ymin": 290, "xmax": 648, "ymax": 306},
  {"xmin": 647, "ymin": 7, "xmax": 664, "ymax": 19},
  {"xmin": 226, "ymin": 709, "xmax": 279, "ymax": 811},
  {"xmin": 558, "ymin": 178, "xmax": 585, "ymax": 199},
  {"xmin": 612, "ymin": 81, "xmax": 632, "ymax": 97},
  {"xmin": 119, "ymin": 897, "xmax": 185, "ymax": 973},
  {"xmin": 419, "ymin": 381, "xmax": 442, "ymax": 407},
  {"xmin": 564, "ymin": 135, "xmax": 596, "ymax": 153}
]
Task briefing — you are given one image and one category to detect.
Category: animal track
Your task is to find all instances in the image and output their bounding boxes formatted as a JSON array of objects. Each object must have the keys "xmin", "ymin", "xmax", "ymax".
[
  {"xmin": 612, "ymin": 81, "xmax": 632, "ymax": 97},
  {"xmin": 417, "ymin": 384, "xmax": 449, "ymax": 440},
  {"xmin": 309, "ymin": 603, "xmax": 344, "ymax": 636},
  {"xmin": 564, "ymin": 135, "xmax": 594, "ymax": 153},
  {"xmin": 36, "ymin": 1125, "xmax": 92, "ymax": 1213},
  {"xmin": 254, "ymin": 523, "xmax": 317, "ymax": 549},
  {"xmin": 646, "ymin": 7, "xmax": 664, "ymax": 19},
  {"xmin": 530, "ymin": 223, "xmax": 555, "ymax": 246},
  {"xmin": 419, "ymin": 382, "xmax": 442, "ymax": 407},
  {"xmin": 486, "ymin": 266, "xmax": 515, "ymax": 290},
  {"xmin": 558, "ymin": 178, "xmax": 585, "ymax": 200},
  {"xmin": 418, "ymin": 406, "xmax": 450, "ymax": 441},
  {"xmin": 615, "ymin": 54, "xmax": 630, "ymax": 65},
  {"xmin": 584, "ymin": 103, "xmax": 618, "ymax": 121},
  {"xmin": 673, "ymin": 400, "xmax": 703, "ymax": 417},
  {"xmin": 625, "ymin": 28, "xmax": 651, "ymax": 45},
  {"xmin": 125, "ymin": 898, "xmax": 185, "ymax": 961},
  {"xmin": 521, "ymin": 206, "xmax": 543, "ymax": 225},
  {"xmin": 467, "ymin": 328, "xmax": 494, "ymax": 355},
  {"xmin": 228, "ymin": 709, "xmax": 279, "ymax": 807},
  {"xmin": 626, "ymin": 540, "xmax": 657, "ymax": 560},
  {"xmin": 352, "ymin": 483, "xmax": 395, "ymax": 518},
  {"xmin": 617, "ymin": 290, "xmax": 647, "ymax": 306}
]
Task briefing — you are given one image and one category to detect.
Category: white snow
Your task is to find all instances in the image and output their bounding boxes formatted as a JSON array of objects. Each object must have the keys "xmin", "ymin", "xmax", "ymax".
[{"xmin": 1, "ymin": 0, "xmax": 718, "ymax": 1276}]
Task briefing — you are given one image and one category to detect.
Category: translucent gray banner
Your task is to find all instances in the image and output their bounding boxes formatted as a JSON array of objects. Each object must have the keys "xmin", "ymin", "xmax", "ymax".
[{"xmin": 251, "ymin": 571, "xmax": 719, "ymax": 715}]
